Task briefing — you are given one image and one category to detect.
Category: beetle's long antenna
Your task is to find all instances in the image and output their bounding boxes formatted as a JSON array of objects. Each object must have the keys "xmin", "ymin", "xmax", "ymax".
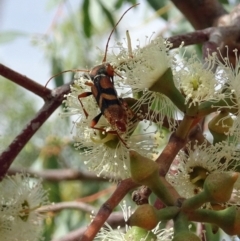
[
  {"xmin": 45, "ymin": 69, "xmax": 90, "ymax": 88},
  {"xmin": 102, "ymin": 3, "xmax": 139, "ymax": 63}
]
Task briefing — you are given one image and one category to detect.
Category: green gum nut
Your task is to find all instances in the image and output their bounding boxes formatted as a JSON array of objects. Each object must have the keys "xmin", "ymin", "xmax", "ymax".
[
  {"xmin": 173, "ymin": 231, "xmax": 201, "ymax": 241},
  {"xmin": 149, "ymin": 67, "xmax": 186, "ymax": 113},
  {"xmin": 128, "ymin": 204, "xmax": 180, "ymax": 230},
  {"xmin": 203, "ymin": 172, "xmax": 239, "ymax": 203},
  {"xmin": 129, "ymin": 150, "xmax": 175, "ymax": 206},
  {"xmin": 124, "ymin": 226, "xmax": 157, "ymax": 241},
  {"xmin": 128, "ymin": 204, "xmax": 159, "ymax": 230},
  {"xmin": 182, "ymin": 172, "xmax": 239, "ymax": 210},
  {"xmin": 129, "ymin": 150, "xmax": 159, "ymax": 185},
  {"xmin": 208, "ymin": 111, "xmax": 233, "ymax": 143}
]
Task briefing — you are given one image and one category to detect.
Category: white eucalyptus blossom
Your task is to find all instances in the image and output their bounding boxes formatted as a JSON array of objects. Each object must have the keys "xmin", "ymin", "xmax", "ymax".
[
  {"xmin": 111, "ymin": 36, "xmax": 172, "ymax": 90},
  {"xmin": 167, "ymin": 141, "xmax": 240, "ymax": 204},
  {"xmin": 0, "ymin": 173, "xmax": 49, "ymax": 241},
  {"xmin": 94, "ymin": 201, "xmax": 173, "ymax": 241},
  {"xmin": 215, "ymin": 48, "xmax": 240, "ymax": 139},
  {"xmin": 173, "ymin": 52, "xmax": 225, "ymax": 107},
  {"xmin": 63, "ymin": 75, "xmax": 99, "ymax": 126}
]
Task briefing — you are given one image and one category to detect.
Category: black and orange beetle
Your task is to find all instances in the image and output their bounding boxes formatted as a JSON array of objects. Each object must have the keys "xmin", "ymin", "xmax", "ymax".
[
  {"xmin": 75, "ymin": 4, "xmax": 138, "ymax": 140},
  {"xmin": 47, "ymin": 4, "xmax": 139, "ymax": 145}
]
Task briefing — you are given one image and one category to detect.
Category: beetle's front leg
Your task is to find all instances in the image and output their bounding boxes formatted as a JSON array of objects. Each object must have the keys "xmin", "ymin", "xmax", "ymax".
[{"xmin": 78, "ymin": 92, "xmax": 92, "ymax": 118}]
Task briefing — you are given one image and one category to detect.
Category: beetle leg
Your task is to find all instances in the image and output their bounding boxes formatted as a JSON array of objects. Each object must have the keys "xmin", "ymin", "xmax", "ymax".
[
  {"xmin": 78, "ymin": 92, "xmax": 92, "ymax": 118},
  {"xmin": 102, "ymin": 129, "xmax": 129, "ymax": 148},
  {"xmin": 90, "ymin": 114, "xmax": 129, "ymax": 148},
  {"xmin": 84, "ymin": 81, "xmax": 94, "ymax": 87},
  {"xmin": 90, "ymin": 113, "xmax": 103, "ymax": 128}
]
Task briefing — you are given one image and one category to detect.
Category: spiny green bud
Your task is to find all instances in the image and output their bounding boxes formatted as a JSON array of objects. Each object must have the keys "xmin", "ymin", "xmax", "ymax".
[
  {"xmin": 125, "ymin": 226, "xmax": 157, "ymax": 241},
  {"xmin": 208, "ymin": 111, "xmax": 233, "ymax": 143},
  {"xmin": 203, "ymin": 172, "xmax": 238, "ymax": 203},
  {"xmin": 173, "ymin": 231, "xmax": 201, "ymax": 241},
  {"xmin": 128, "ymin": 204, "xmax": 158, "ymax": 230}
]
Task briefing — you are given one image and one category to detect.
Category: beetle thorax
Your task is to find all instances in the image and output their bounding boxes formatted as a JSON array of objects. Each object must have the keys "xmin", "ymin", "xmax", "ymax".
[{"xmin": 89, "ymin": 63, "xmax": 114, "ymax": 78}]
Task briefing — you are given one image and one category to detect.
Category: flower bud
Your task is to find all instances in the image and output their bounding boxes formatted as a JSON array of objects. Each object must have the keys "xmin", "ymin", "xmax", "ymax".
[
  {"xmin": 128, "ymin": 204, "xmax": 158, "ymax": 230},
  {"xmin": 203, "ymin": 172, "xmax": 238, "ymax": 203},
  {"xmin": 128, "ymin": 204, "xmax": 180, "ymax": 230},
  {"xmin": 129, "ymin": 150, "xmax": 175, "ymax": 205},
  {"xmin": 208, "ymin": 111, "xmax": 233, "ymax": 143},
  {"xmin": 129, "ymin": 150, "xmax": 159, "ymax": 185}
]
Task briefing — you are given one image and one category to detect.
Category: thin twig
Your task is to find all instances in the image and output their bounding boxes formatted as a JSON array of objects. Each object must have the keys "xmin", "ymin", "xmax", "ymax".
[
  {"xmin": 38, "ymin": 201, "xmax": 96, "ymax": 214},
  {"xmin": 168, "ymin": 28, "xmax": 211, "ymax": 49},
  {"xmin": 156, "ymin": 132, "xmax": 187, "ymax": 177},
  {"xmin": 0, "ymin": 83, "xmax": 71, "ymax": 179},
  {"xmin": 0, "ymin": 63, "xmax": 51, "ymax": 99},
  {"xmin": 7, "ymin": 167, "xmax": 113, "ymax": 182}
]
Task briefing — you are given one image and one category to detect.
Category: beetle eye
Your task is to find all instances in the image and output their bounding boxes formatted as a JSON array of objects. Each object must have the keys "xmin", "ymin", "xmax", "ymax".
[{"xmin": 106, "ymin": 64, "xmax": 114, "ymax": 77}]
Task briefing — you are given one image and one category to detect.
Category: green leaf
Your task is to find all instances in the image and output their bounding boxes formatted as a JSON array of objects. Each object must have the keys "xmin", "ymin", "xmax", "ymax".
[
  {"xmin": 147, "ymin": 0, "xmax": 168, "ymax": 20},
  {"xmin": 0, "ymin": 31, "xmax": 27, "ymax": 44},
  {"xmin": 82, "ymin": 0, "xmax": 92, "ymax": 38},
  {"xmin": 219, "ymin": 0, "xmax": 229, "ymax": 4},
  {"xmin": 51, "ymin": 57, "xmax": 64, "ymax": 87},
  {"xmin": 114, "ymin": 0, "xmax": 124, "ymax": 9},
  {"xmin": 97, "ymin": 0, "xmax": 116, "ymax": 33},
  {"xmin": 115, "ymin": 0, "xmax": 137, "ymax": 9}
]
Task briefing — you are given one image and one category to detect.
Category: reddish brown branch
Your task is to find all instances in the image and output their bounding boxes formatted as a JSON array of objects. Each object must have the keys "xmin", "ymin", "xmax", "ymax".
[
  {"xmin": 0, "ymin": 83, "xmax": 70, "ymax": 179},
  {"xmin": 171, "ymin": 0, "xmax": 227, "ymax": 29},
  {"xmin": 80, "ymin": 178, "xmax": 138, "ymax": 241},
  {"xmin": 39, "ymin": 201, "xmax": 96, "ymax": 214},
  {"xmin": 168, "ymin": 28, "xmax": 211, "ymax": 49},
  {"xmin": 156, "ymin": 132, "xmax": 187, "ymax": 177},
  {"xmin": 0, "ymin": 63, "xmax": 51, "ymax": 99}
]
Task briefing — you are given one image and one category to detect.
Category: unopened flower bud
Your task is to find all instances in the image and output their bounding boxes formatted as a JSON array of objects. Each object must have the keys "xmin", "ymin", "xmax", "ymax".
[
  {"xmin": 129, "ymin": 150, "xmax": 158, "ymax": 185},
  {"xmin": 203, "ymin": 172, "xmax": 238, "ymax": 203},
  {"xmin": 208, "ymin": 111, "xmax": 233, "ymax": 143},
  {"xmin": 128, "ymin": 204, "xmax": 158, "ymax": 230}
]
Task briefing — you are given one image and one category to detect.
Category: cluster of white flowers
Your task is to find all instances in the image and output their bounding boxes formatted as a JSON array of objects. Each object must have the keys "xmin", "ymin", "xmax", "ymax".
[
  {"xmin": 0, "ymin": 173, "xmax": 48, "ymax": 241},
  {"xmin": 64, "ymin": 31, "xmax": 240, "ymax": 192},
  {"xmin": 47, "ymin": 25, "xmax": 240, "ymax": 240}
]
